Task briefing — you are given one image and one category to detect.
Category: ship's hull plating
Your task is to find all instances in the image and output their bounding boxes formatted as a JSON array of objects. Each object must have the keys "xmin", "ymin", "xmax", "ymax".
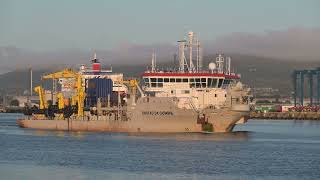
[
  {"xmin": 17, "ymin": 112, "xmax": 246, "ymax": 133},
  {"xmin": 17, "ymin": 97, "xmax": 249, "ymax": 133}
]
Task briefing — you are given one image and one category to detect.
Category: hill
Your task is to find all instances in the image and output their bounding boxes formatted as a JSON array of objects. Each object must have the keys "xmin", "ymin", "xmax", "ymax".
[{"xmin": 0, "ymin": 54, "xmax": 319, "ymax": 96}]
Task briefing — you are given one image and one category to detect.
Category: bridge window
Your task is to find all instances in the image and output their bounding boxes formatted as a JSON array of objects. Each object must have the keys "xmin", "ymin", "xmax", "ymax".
[
  {"xmin": 218, "ymin": 79, "xmax": 224, "ymax": 88},
  {"xmin": 176, "ymin": 78, "xmax": 182, "ymax": 82},
  {"xmin": 224, "ymin": 79, "xmax": 230, "ymax": 85},
  {"xmin": 208, "ymin": 78, "xmax": 212, "ymax": 87},
  {"xmin": 170, "ymin": 78, "xmax": 175, "ymax": 82},
  {"xmin": 144, "ymin": 78, "xmax": 149, "ymax": 83},
  {"xmin": 182, "ymin": 90, "xmax": 190, "ymax": 94},
  {"xmin": 183, "ymin": 78, "xmax": 188, "ymax": 82},
  {"xmin": 207, "ymin": 78, "xmax": 218, "ymax": 88},
  {"xmin": 151, "ymin": 78, "xmax": 156, "ymax": 82},
  {"xmin": 157, "ymin": 78, "xmax": 163, "ymax": 82},
  {"xmin": 164, "ymin": 78, "xmax": 169, "ymax": 82},
  {"xmin": 189, "ymin": 78, "xmax": 210, "ymax": 88},
  {"xmin": 151, "ymin": 83, "xmax": 157, "ymax": 87},
  {"xmin": 213, "ymin": 79, "xmax": 218, "ymax": 87}
]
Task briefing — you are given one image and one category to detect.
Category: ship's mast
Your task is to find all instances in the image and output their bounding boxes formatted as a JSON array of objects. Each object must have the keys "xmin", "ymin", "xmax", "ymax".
[
  {"xmin": 226, "ymin": 57, "xmax": 231, "ymax": 75},
  {"xmin": 93, "ymin": 52, "xmax": 97, "ymax": 61},
  {"xmin": 188, "ymin": 32, "xmax": 195, "ymax": 73},
  {"xmin": 178, "ymin": 31, "xmax": 202, "ymax": 73},
  {"xmin": 178, "ymin": 40, "xmax": 188, "ymax": 72},
  {"xmin": 196, "ymin": 39, "xmax": 202, "ymax": 72},
  {"xmin": 151, "ymin": 52, "xmax": 157, "ymax": 72},
  {"xmin": 216, "ymin": 54, "xmax": 224, "ymax": 74}
]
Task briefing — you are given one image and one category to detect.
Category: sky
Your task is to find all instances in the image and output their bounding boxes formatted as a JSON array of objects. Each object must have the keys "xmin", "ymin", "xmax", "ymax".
[{"xmin": 1, "ymin": 0, "xmax": 319, "ymax": 51}]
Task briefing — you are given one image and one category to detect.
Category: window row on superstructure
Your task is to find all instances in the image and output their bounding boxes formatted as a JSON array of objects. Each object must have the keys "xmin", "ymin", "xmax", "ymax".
[{"xmin": 143, "ymin": 77, "xmax": 235, "ymax": 88}]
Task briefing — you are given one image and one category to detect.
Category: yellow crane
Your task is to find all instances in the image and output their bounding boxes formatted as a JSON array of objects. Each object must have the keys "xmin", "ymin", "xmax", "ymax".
[
  {"xmin": 34, "ymin": 86, "xmax": 47, "ymax": 109},
  {"xmin": 37, "ymin": 68, "xmax": 85, "ymax": 117},
  {"xmin": 57, "ymin": 92, "xmax": 64, "ymax": 109},
  {"xmin": 119, "ymin": 79, "xmax": 145, "ymax": 106},
  {"xmin": 42, "ymin": 68, "xmax": 79, "ymax": 79},
  {"xmin": 121, "ymin": 79, "xmax": 145, "ymax": 97}
]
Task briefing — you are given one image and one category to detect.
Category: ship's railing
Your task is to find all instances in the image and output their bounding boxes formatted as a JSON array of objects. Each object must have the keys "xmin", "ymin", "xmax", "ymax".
[{"xmin": 230, "ymin": 96, "xmax": 250, "ymax": 105}]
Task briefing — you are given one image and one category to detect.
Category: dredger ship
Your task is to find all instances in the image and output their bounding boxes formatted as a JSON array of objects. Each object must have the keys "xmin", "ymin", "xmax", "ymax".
[{"xmin": 18, "ymin": 32, "xmax": 251, "ymax": 133}]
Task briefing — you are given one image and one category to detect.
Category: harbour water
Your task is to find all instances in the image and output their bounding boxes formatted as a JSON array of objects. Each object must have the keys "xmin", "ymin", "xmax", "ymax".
[{"xmin": 1, "ymin": 113, "xmax": 320, "ymax": 180}]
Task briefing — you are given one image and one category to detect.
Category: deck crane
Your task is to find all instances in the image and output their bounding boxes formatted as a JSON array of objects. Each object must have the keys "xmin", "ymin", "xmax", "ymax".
[
  {"xmin": 38, "ymin": 68, "xmax": 85, "ymax": 117},
  {"xmin": 119, "ymin": 79, "xmax": 145, "ymax": 106},
  {"xmin": 34, "ymin": 86, "xmax": 47, "ymax": 110}
]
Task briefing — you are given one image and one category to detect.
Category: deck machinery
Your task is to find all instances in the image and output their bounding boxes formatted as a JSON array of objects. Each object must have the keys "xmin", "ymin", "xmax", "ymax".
[
  {"xmin": 23, "ymin": 54, "xmax": 136, "ymax": 119},
  {"xmin": 24, "ymin": 68, "xmax": 86, "ymax": 118}
]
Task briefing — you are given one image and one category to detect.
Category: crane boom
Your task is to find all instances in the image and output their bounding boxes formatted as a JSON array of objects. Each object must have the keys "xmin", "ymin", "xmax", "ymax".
[
  {"xmin": 42, "ymin": 68, "xmax": 78, "ymax": 80},
  {"xmin": 121, "ymin": 79, "xmax": 145, "ymax": 97},
  {"xmin": 34, "ymin": 86, "xmax": 47, "ymax": 109}
]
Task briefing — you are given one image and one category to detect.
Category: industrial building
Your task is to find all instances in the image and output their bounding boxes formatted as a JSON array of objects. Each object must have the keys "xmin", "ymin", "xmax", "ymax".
[{"xmin": 292, "ymin": 67, "xmax": 320, "ymax": 106}]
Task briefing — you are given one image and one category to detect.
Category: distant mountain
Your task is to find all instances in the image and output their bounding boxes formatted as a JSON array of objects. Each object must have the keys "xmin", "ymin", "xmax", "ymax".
[
  {"xmin": 213, "ymin": 54, "xmax": 320, "ymax": 95},
  {"xmin": 0, "ymin": 44, "xmax": 176, "ymax": 75},
  {"xmin": 0, "ymin": 54, "xmax": 319, "ymax": 96},
  {"xmin": 2, "ymin": 27, "xmax": 320, "ymax": 74}
]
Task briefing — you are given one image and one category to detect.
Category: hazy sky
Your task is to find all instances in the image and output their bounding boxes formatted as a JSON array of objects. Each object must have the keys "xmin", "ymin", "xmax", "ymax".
[{"xmin": 1, "ymin": 0, "xmax": 319, "ymax": 51}]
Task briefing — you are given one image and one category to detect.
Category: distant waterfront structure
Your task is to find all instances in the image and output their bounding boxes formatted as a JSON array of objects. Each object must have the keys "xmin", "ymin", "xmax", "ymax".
[
  {"xmin": 30, "ymin": 67, "xmax": 33, "ymax": 97},
  {"xmin": 292, "ymin": 67, "xmax": 320, "ymax": 106}
]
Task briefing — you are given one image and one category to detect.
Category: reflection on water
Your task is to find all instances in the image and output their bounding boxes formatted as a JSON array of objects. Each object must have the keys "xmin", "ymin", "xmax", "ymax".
[
  {"xmin": 32, "ymin": 130, "xmax": 85, "ymax": 139},
  {"xmin": 1, "ymin": 113, "xmax": 320, "ymax": 180},
  {"xmin": 126, "ymin": 131, "xmax": 250, "ymax": 141},
  {"xmin": 1, "ymin": 163, "xmax": 274, "ymax": 180}
]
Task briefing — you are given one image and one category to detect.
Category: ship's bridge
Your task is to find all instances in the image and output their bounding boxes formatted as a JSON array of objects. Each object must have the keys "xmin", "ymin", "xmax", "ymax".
[{"xmin": 142, "ymin": 72, "xmax": 240, "ymax": 90}]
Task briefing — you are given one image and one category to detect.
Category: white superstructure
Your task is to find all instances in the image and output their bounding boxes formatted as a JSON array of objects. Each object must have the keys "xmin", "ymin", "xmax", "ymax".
[{"xmin": 142, "ymin": 32, "xmax": 242, "ymax": 110}]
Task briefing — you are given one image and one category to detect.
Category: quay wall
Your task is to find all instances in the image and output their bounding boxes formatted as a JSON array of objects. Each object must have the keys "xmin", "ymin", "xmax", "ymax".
[{"xmin": 250, "ymin": 112, "xmax": 320, "ymax": 120}]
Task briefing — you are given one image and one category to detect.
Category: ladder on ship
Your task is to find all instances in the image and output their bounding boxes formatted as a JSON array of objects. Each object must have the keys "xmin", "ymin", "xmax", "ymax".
[{"xmin": 187, "ymin": 97, "xmax": 199, "ymax": 113}]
